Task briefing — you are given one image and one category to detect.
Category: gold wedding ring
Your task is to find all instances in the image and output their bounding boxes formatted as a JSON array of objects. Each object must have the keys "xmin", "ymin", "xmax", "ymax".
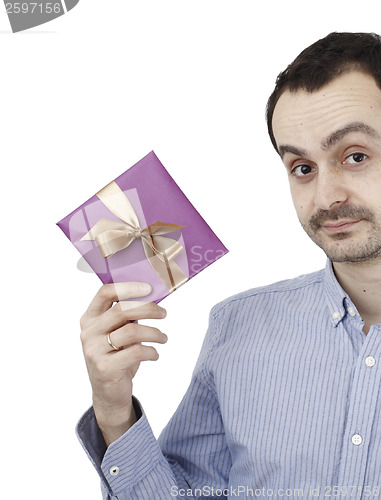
[{"xmin": 107, "ymin": 332, "xmax": 122, "ymax": 351}]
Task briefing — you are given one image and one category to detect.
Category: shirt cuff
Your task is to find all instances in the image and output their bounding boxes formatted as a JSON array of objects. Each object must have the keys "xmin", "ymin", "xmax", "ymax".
[{"xmin": 76, "ymin": 397, "xmax": 166, "ymax": 496}]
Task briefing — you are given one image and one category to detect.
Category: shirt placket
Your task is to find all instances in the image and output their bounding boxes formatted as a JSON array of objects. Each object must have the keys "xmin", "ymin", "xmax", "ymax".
[{"xmin": 335, "ymin": 323, "xmax": 381, "ymax": 499}]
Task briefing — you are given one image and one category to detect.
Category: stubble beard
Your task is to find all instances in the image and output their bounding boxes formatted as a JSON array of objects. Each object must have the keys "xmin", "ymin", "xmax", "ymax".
[{"xmin": 300, "ymin": 205, "xmax": 381, "ymax": 264}]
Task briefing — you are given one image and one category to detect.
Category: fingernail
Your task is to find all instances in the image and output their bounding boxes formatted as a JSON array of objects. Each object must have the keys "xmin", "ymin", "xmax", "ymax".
[
  {"xmin": 140, "ymin": 283, "xmax": 152, "ymax": 292},
  {"xmin": 159, "ymin": 307, "xmax": 167, "ymax": 316}
]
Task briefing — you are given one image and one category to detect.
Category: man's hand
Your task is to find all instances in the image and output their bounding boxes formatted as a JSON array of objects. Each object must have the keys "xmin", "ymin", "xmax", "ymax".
[{"xmin": 79, "ymin": 282, "xmax": 168, "ymax": 446}]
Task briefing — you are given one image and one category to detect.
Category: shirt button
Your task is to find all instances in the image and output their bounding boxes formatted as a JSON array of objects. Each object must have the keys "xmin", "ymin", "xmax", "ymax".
[
  {"xmin": 365, "ymin": 356, "xmax": 376, "ymax": 367},
  {"xmin": 332, "ymin": 311, "xmax": 340, "ymax": 320},
  {"xmin": 352, "ymin": 434, "xmax": 363, "ymax": 446},
  {"xmin": 109, "ymin": 466, "xmax": 120, "ymax": 476},
  {"xmin": 348, "ymin": 306, "xmax": 356, "ymax": 316}
]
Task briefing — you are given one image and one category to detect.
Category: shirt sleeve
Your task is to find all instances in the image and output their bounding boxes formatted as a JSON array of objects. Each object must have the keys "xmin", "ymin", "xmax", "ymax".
[{"xmin": 76, "ymin": 305, "xmax": 232, "ymax": 499}]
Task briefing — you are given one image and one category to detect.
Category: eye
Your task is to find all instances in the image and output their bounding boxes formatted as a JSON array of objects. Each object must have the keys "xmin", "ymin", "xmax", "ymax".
[
  {"xmin": 343, "ymin": 152, "xmax": 368, "ymax": 164},
  {"xmin": 291, "ymin": 164, "xmax": 314, "ymax": 177}
]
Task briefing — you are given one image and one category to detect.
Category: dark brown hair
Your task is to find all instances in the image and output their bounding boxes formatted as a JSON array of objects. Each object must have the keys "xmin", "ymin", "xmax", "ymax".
[{"xmin": 266, "ymin": 32, "xmax": 381, "ymax": 152}]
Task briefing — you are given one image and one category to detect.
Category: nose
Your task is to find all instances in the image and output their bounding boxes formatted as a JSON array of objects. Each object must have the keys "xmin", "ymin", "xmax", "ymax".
[{"xmin": 313, "ymin": 164, "xmax": 349, "ymax": 210}]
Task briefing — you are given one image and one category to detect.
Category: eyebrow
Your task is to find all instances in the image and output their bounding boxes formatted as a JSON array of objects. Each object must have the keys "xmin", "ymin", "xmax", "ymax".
[
  {"xmin": 321, "ymin": 121, "xmax": 380, "ymax": 150},
  {"xmin": 278, "ymin": 145, "xmax": 309, "ymax": 159},
  {"xmin": 278, "ymin": 121, "xmax": 380, "ymax": 159}
]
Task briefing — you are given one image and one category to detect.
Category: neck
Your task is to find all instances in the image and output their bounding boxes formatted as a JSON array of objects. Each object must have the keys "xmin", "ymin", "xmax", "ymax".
[{"xmin": 332, "ymin": 259, "xmax": 381, "ymax": 328}]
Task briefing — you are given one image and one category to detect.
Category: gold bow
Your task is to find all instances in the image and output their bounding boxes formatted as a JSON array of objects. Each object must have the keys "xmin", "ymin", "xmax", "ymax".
[{"xmin": 81, "ymin": 181, "xmax": 188, "ymax": 293}]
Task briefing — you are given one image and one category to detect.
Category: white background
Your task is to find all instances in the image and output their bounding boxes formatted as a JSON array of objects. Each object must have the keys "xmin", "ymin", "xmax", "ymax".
[{"xmin": 0, "ymin": 1, "xmax": 380, "ymax": 498}]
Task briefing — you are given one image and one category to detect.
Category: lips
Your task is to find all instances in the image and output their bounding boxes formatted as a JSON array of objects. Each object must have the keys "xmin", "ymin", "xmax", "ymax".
[{"xmin": 321, "ymin": 219, "xmax": 363, "ymax": 233}]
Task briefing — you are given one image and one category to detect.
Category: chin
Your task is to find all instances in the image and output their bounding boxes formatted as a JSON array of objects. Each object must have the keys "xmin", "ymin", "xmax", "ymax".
[
  {"xmin": 309, "ymin": 234, "xmax": 380, "ymax": 263},
  {"xmin": 303, "ymin": 223, "xmax": 381, "ymax": 263},
  {"xmin": 322, "ymin": 246, "xmax": 381, "ymax": 264}
]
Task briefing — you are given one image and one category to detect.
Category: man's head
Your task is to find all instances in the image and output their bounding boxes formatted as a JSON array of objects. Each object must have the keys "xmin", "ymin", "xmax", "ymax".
[
  {"xmin": 266, "ymin": 32, "xmax": 381, "ymax": 151},
  {"xmin": 268, "ymin": 32, "xmax": 381, "ymax": 264}
]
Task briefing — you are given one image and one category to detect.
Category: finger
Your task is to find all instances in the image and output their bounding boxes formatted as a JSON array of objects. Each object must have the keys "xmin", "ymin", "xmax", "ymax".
[
  {"xmin": 83, "ymin": 282, "xmax": 152, "ymax": 321},
  {"xmin": 89, "ymin": 301, "xmax": 167, "ymax": 337},
  {"xmin": 108, "ymin": 323, "xmax": 168, "ymax": 351},
  {"xmin": 108, "ymin": 344, "xmax": 161, "ymax": 368}
]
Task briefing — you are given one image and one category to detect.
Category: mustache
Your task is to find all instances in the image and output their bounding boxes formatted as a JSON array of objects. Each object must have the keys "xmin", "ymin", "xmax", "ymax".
[{"xmin": 308, "ymin": 206, "xmax": 374, "ymax": 231}]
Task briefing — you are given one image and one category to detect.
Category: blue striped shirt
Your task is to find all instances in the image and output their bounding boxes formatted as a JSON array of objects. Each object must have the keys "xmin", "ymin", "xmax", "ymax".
[{"xmin": 77, "ymin": 259, "xmax": 381, "ymax": 499}]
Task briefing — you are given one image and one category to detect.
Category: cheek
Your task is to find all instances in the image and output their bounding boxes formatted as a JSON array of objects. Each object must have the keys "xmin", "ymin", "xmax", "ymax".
[
  {"xmin": 353, "ymin": 173, "xmax": 381, "ymax": 207},
  {"xmin": 289, "ymin": 186, "xmax": 310, "ymax": 216}
]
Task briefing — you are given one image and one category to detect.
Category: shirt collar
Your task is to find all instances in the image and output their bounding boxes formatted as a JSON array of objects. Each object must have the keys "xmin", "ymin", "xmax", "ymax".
[{"xmin": 324, "ymin": 259, "xmax": 352, "ymax": 328}]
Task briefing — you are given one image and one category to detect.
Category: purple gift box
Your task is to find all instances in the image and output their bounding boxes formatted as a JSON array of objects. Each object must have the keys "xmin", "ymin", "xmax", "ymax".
[{"xmin": 57, "ymin": 151, "xmax": 228, "ymax": 303}]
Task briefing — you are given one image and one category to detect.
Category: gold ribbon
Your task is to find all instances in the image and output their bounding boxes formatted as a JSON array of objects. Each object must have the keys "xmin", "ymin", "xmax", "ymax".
[{"xmin": 81, "ymin": 181, "xmax": 188, "ymax": 293}]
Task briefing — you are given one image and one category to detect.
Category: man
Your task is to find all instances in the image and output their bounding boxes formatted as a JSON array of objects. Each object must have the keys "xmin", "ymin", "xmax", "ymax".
[{"xmin": 77, "ymin": 32, "xmax": 381, "ymax": 499}]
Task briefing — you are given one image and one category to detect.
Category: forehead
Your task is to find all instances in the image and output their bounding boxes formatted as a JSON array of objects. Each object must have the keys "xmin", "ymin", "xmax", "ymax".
[{"xmin": 272, "ymin": 71, "xmax": 381, "ymax": 150}]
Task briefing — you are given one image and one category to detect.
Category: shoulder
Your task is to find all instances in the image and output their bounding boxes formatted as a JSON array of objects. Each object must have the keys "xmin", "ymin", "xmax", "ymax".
[{"xmin": 210, "ymin": 268, "xmax": 325, "ymax": 321}]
